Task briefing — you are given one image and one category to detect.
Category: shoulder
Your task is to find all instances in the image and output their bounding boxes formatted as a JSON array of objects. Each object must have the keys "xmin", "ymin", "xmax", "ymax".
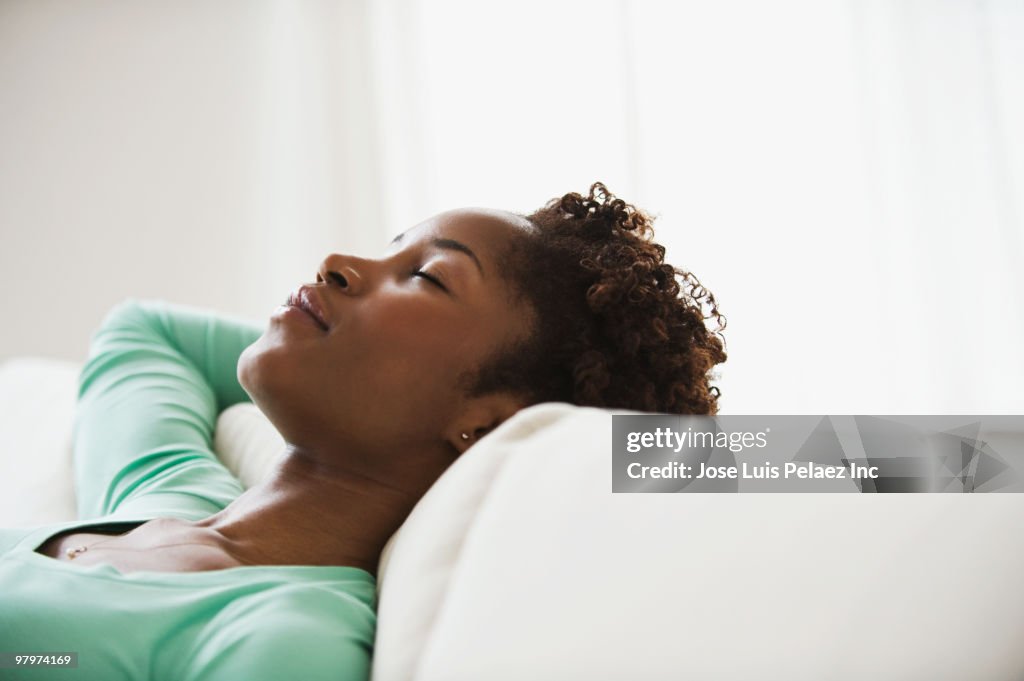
[
  {"xmin": 0, "ymin": 526, "xmax": 40, "ymax": 556},
  {"xmin": 181, "ymin": 579, "xmax": 376, "ymax": 681}
]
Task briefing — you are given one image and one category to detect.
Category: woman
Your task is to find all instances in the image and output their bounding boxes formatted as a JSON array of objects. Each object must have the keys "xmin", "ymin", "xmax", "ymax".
[{"xmin": 0, "ymin": 183, "xmax": 725, "ymax": 680}]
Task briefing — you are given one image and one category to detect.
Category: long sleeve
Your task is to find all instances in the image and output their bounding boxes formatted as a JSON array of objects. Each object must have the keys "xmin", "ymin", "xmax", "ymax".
[{"xmin": 73, "ymin": 300, "xmax": 264, "ymax": 520}]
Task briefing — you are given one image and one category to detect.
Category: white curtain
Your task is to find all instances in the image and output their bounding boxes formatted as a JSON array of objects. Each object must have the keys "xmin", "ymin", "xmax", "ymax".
[
  {"xmin": 1, "ymin": 0, "xmax": 1020, "ymax": 414},
  {"xmin": 361, "ymin": 0, "xmax": 1024, "ymax": 414}
]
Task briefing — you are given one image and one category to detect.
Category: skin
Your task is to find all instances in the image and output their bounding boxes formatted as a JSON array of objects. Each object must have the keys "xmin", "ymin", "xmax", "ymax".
[{"xmin": 42, "ymin": 209, "xmax": 538, "ymax": 575}]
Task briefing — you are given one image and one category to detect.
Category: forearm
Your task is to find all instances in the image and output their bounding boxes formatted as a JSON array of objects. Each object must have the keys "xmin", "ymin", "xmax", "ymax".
[{"xmin": 73, "ymin": 300, "xmax": 263, "ymax": 519}]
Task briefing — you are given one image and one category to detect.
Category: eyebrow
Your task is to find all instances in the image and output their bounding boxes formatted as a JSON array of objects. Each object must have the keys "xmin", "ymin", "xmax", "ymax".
[{"xmin": 390, "ymin": 233, "xmax": 485, "ymax": 276}]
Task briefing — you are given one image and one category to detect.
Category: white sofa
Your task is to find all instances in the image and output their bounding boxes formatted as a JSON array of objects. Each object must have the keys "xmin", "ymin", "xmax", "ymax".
[{"xmin": 2, "ymin": 358, "xmax": 1023, "ymax": 681}]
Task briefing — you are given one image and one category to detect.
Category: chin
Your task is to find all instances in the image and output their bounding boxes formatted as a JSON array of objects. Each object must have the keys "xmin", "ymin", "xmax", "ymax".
[
  {"xmin": 237, "ymin": 336, "xmax": 290, "ymax": 412},
  {"xmin": 237, "ymin": 341, "xmax": 261, "ymax": 398},
  {"xmin": 236, "ymin": 338, "xmax": 318, "ymax": 445}
]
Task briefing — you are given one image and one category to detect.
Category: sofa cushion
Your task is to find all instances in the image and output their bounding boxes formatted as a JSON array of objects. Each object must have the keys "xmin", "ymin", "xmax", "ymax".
[
  {"xmin": 373, "ymin": 405, "xmax": 1024, "ymax": 681},
  {"xmin": 0, "ymin": 358, "xmax": 80, "ymax": 526}
]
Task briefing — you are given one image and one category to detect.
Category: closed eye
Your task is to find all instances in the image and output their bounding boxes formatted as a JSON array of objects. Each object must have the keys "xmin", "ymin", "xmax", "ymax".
[{"xmin": 413, "ymin": 269, "xmax": 449, "ymax": 293}]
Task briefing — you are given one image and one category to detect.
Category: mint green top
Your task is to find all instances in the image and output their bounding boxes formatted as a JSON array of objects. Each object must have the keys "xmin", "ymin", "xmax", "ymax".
[{"xmin": 0, "ymin": 301, "xmax": 376, "ymax": 680}]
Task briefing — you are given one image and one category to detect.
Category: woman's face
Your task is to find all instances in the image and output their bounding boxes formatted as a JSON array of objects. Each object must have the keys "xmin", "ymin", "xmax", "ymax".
[{"xmin": 238, "ymin": 208, "xmax": 535, "ymax": 484}]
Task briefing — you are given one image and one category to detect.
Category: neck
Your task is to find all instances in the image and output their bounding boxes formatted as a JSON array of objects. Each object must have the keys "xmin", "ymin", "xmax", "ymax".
[{"xmin": 196, "ymin": 445, "xmax": 425, "ymax": 575}]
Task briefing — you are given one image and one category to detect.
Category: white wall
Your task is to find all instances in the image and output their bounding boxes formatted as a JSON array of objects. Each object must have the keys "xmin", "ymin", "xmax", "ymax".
[{"xmin": 0, "ymin": 0, "xmax": 390, "ymax": 361}]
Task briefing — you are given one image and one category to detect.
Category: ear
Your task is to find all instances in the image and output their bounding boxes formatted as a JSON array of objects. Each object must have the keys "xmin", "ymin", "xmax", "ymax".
[{"xmin": 445, "ymin": 392, "xmax": 528, "ymax": 454}]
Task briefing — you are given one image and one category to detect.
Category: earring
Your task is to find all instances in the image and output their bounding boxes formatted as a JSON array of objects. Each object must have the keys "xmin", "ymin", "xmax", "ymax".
[{"xmin": 460, "ymin": 432, "xmax": 470, "ymax": 441}]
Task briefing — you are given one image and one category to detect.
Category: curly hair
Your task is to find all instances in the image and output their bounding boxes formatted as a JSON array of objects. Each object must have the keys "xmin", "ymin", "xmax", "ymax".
[{"xmin": 468, "ymin": 182, "xmax": 727, "ymax": 415}]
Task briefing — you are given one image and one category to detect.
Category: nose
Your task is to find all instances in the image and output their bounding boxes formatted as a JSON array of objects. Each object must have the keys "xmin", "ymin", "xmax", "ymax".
[{"xmin": 316, "ymin": 253, "xmax": 365, "ymax": 294}]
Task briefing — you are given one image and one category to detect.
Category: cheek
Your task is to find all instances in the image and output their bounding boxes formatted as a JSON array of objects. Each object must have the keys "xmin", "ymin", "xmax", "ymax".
[
  {"xmin": 331, "ymin": 338, "xmax": 470, "ymax": 437},
  {"xmin": 344, "ymin": 344, "xmax": 459, "ymax": 415},
  {"xmin": 348, "ymin": 303, "xmax": 472, "ymax": 374}
]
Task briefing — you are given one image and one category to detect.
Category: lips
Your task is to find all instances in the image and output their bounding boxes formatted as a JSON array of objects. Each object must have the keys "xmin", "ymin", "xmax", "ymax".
[{"xmin": 286, "ymin": 286, "xmax": 329, "ymax": 331}]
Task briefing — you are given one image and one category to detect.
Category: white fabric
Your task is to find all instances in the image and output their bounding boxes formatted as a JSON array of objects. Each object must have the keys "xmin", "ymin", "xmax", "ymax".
[
  {"xmin": 212, "ymin": 402, "xmax": 285, "ymax": 489},
  {"xmin": 341, "ymin": 0, "xmax": 1024, "ymax": 414},
  {"xmin": 377, "ymin": 405, "xmax": 1024, "ymax": 681},
  {"xmin": 371, "ymin": 403, "xmax": 579, "ymax": 681},
  {"xmin": 0, "ymin": 358, "xmax": 80, "ymax": 526}
]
